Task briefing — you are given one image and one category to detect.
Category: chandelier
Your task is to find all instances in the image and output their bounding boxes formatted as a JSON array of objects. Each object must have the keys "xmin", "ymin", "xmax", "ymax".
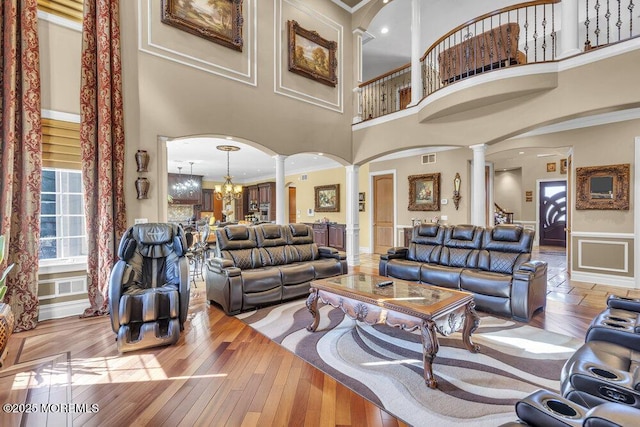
[
  {"xmin": 172, "ymin": 162, "xmax": 199, "ymax": 196},
  {"xmin": 214, "ymin": 145, "xmax": 243, "ymax": 205}
]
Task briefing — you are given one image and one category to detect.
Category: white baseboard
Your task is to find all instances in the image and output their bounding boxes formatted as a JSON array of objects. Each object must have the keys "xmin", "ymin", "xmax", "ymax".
[
  {"xmin": 39, "ymin": 299, "xmax": 89, "ymax": 321},
  {"xmin": 570, "ymin": 271, "xmax": 637, "ymax": 289}
]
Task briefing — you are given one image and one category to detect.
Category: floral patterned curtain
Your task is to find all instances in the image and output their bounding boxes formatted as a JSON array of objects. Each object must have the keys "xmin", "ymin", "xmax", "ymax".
[
  {"xmin": 80, "ymin": 0, "xmax": 127, "ymax": 317},
  {"xmin": 0, "ymin": 0, "xmax": 42, "ymax": 332}
]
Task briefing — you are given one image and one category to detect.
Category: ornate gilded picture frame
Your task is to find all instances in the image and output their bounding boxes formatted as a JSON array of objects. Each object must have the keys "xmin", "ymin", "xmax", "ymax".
[
  {"xmin": 575, "ymin": 163, "xmax": 629, "ymax": 210},
  {"xmin": 408, "ymin": 173, "xmax": 440, "ymax": 211},
  {"xmin": 161, "ymin": 0, "xmax": 243, "ymax": 51},
  {"xmin": 314, "ymin": 184, "xmax": 340, "ymax": 212},
  {"xmin": 287, "ymin": 20, "xmax": 338, "ymax": 87}
]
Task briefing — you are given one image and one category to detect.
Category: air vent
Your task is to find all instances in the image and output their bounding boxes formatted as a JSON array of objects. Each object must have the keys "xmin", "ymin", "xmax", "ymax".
[
  {"xmin": 421, "ymin": 153, "xmax": 436, "ymax": 164},
  {"xmin": 56, "ymin": 278, "xmax": 87, "ymax": 296},
  {"xmin": 300, "ymin": 174, "xmax": 308, "ymax": 181}
]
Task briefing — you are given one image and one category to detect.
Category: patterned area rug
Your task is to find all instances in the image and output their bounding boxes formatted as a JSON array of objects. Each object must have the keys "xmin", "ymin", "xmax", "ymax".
[{"xmin": 237, "ymin": 300, "xmax": 583, "ymax": 427}]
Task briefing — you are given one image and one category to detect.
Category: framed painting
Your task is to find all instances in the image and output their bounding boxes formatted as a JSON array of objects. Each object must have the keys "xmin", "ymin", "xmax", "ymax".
[
  {"xmin": 546, "ymin": 162, "xmax": 556, "ymax": 172},
  {"xmin": 314, "ymin": 184, "xmax": 340, "ymax": 212},
  {"xmin": 287, "ymin": 20, "xmax": 338, "ymax": 87},
  {"xmin": 408, "ymin": 173, "xmax": 440, "ymax": 211},
  {"xmin": 161, "ymin": 0, "xmax": 243, "ymax": 51},
  {"xmin": 575, "ymin": 163, "xmax": 630, "ymax": 210}
]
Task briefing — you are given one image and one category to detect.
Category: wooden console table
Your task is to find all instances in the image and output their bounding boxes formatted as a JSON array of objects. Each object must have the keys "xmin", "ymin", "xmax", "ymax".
[{"xmin": 438, "ymin": 23, "xmax": 526, "ymax": 84}]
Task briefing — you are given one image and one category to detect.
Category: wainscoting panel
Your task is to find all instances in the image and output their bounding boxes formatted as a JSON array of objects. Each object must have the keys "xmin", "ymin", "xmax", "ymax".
[{"xmin": 571, "ymin": 232, "xmax": 635, "ymax": 288}]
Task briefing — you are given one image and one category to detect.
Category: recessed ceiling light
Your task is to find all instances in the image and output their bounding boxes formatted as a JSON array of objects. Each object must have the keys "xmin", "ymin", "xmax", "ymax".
[
  {"xmin": 318, "ymin": 152, "xmax": 324, "ymax": 156},
  {"xmin": 380, "ymin": 27, "xmax": 389, "ymax": 35},
  {"xmin": 225, "ymin": 136, "xmax": 233, "ymax": 140},
  {"xmin": 519, "ymin": 151, "xmax": 525, "ymax": 155},
  {"xmin": 383, "ymin": 0, "xmax": 389, "ymax": 3}
]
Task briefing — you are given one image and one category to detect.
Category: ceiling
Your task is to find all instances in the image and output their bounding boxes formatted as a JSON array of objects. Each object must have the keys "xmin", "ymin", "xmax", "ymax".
[{"xmin": 166, "ymin": 138, "xmax": 340, "ymax": 183}]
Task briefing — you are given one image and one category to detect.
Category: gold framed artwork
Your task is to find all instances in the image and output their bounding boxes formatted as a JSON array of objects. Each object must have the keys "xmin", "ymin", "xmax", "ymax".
[
  {"xmin": 408, "ymin": 173, "xmax": 440, "ymax": 211},
  {"xmin": 161, "ymin": 0, "xmax": 243, "ymax": 51},
  {"xmin": 359, "ymin": 192, "xmax": 365, "ymax": 202},
  {"xmin": 287, "ymin": 20, "xmax": 338, "ymax": 87},
  {"xmin": 358, "ymin": 202, "xmax": 365, "ymax": 212},
  {"xmin": 546, "ymin": 162, "xmax": 556, "ymax": 172},
  {"xmin": 560, "ymin": 158, "xmax": 568, "ymax": 174},
  {"xmin": 525, "ymin": 191, "xmax": 533, "ymax": 202},
  {"xmin": 575, "ymin": 163, "xmax": 630, "ymax": 210},
  {"xmin": 314, "ymin": 184, "xmax": 340, "ymax": 212}
]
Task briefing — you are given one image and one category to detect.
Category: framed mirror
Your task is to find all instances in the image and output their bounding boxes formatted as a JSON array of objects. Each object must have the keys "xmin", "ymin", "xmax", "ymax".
[{"xmin": 575, "ymin": 163, "xmax": 629, "ymax": 210}]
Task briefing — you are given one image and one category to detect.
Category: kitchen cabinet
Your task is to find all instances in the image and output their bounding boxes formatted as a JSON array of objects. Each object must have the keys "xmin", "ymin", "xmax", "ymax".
[
  {"xmin": 258, "ymin": 182, "xmax": 275, "ymax": 205},
  {"xmin": 247, "ymin": 185, "xmax": 259, "ymax": 211},
  {"xmin": 201, "ymin": 189, "xmax": 214, "ymax": 212}
]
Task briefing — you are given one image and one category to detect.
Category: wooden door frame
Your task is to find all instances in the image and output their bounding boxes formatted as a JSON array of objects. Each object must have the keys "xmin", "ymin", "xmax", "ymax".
[{"xmin": 369, "ymin": 169, "xmax": 397, "ymax": 254}]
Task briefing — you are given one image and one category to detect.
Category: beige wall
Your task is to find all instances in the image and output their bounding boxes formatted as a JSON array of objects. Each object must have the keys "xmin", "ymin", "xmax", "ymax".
[
  {"xmin": 285, "ymin": 167, "xmax": 347, "ymax": 224},
  {"xmin": 368, "ymin": 148, "xmax": 472, "ymax": 227},
  {"xmin": 123, "ymin": 0, "xmax": 355, "ymax": 223},
  {"xmin": 494, "ymin": 169, "xmax": 523, "ymax": 220}
]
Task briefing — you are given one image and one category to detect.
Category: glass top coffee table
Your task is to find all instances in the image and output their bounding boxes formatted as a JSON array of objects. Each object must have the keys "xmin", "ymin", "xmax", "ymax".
[{"xmin": 306, "ymin": 273, "xmax": 480, "ymax": 389}]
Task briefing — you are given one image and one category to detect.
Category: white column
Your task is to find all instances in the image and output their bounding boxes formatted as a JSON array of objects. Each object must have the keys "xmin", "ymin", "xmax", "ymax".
[
  {"xmin": 275, "ymin": 155, "xmax": 287, "ymax": 225},
  {"xmin": 470, "ymin": 144, "xmax": 487, "ymax": 227},
  {"xmin": 560, "ymin": 0, "xmax": 581, "ymax": 58},
  {"xmin": 353, "ymin": 29, "xmax": 364, "ymax": 123},
  {"xmin": 409, "ymin": 0, "xmax": 422, "ymax": 106},
  {"xmin": 345, "ymin": 165, "xmax": 360, "ymax": 266}
]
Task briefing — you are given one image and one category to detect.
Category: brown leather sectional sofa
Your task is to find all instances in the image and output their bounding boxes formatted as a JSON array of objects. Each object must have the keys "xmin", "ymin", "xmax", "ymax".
[
  {"xmin": 379, "ymin": 223, "xmax": 547, "ymax": 321},
  {"xmin": 205, "ymin": 223, "xmax": 347, "ymax": 315}
]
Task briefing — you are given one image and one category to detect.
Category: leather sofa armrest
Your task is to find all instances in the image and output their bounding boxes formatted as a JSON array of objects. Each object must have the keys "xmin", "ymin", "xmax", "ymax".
[
  {"xmin": 318, "ymin": 246, "xmax": 346, "ymax": 260},
  {"xmin": 380, "ymin": 247, "xmax": 408, "ymax": 261},
  {"xmin": 607, "ymin": 294, "xmax": 640, "ymax": 312},
  {"xmin": 511, "ymin": 260, "xmax": 548, "ymax": 322},
  {"xmin": 108, "ymin": 260, "xmax": 127, "ymax": 334},
  {"xmin": 517, "ymin": 260, "xmax": 546, "ymax": 275},
  {"xmin": 206, "ymin": 258, "xmax": 241, "ymax": 276}
]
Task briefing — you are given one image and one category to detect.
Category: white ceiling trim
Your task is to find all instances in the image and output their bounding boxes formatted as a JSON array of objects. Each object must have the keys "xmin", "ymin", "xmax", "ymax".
[{"xmin": 331, "ymin": 0, "xmax": 373, "ymax": 14}]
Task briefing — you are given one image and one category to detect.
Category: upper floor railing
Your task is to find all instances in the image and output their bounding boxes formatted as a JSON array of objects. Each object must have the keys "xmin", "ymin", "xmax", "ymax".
[
  {"xmin": 422, "ymin": 0, "xmax": 559, "ymax": 98},
  {"xmin": 357, "ymin": 0, "xmax": 639, "ymax": 123}
]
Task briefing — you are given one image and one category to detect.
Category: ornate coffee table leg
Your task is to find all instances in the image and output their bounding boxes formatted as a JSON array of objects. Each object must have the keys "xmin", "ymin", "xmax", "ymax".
[
  {"xmin": 306, "ymin": 289, "xmax": 320, "ymax": 332},
  {"xmin": 462, "ymin": 301, "xmax": 481, "ymax": 353},
  {"xmin": 421, "ymin": 319, "xmax": 439, "ymax": 389}
]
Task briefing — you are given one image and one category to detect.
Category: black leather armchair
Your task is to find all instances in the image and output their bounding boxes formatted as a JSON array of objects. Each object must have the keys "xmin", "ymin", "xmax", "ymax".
[{"xmin": 109, "ymin": 223, "xmax": 190, "ymax": 352}]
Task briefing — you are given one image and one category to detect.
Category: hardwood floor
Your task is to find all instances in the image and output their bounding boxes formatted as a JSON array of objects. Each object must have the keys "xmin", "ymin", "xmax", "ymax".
[{"xmin": 0, "ymin": 248, "xmax": 635, "ymax": 426}]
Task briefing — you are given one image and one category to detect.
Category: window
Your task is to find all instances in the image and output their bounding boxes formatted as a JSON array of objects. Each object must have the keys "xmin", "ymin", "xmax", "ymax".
[{"xmin": 39, "ymin": 168, "xmax": 87, "ymax": 262}]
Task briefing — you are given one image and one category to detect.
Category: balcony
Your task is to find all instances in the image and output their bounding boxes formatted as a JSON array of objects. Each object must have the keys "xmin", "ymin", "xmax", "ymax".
[{"xmin": 355, "ymin": 0, "xmax": 639, "ymax": 124}]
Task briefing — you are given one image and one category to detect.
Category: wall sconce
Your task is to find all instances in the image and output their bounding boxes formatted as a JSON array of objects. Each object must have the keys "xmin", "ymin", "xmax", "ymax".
[{"xmin": 453, "ymin": 173, "xmax": 461, "ymax": 210}]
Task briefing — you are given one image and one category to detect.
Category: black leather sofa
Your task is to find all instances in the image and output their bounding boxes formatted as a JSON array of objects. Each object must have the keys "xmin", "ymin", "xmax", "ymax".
[
  {"xmin": 205, "ymin": 223, "xmax": 347, "ymax": 315},
  {"xmin": 379, "ymin": 223, "xmax": 547, "ymax": 321}
]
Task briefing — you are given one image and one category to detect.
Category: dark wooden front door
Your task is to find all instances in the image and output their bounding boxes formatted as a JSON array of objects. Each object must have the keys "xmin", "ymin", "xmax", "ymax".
[{"xmin": 539, "ymin": 180, "xmax": 567, "ymax": 247}]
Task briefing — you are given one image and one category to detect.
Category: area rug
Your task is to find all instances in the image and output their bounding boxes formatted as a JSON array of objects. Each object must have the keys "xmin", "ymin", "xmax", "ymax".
[{"xmin": 237, "ymin": 300, "xmax": 583, "ymax": 427}]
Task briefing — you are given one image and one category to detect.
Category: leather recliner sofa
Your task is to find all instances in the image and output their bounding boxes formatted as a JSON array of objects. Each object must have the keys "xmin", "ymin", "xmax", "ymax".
[
  {"xmin": 379, "ymin": 223, "xmax": 547, "ymax": 321},
  {"xmin": 205, "ymin": 223, "xmax": 347, "ymax": 315}
]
